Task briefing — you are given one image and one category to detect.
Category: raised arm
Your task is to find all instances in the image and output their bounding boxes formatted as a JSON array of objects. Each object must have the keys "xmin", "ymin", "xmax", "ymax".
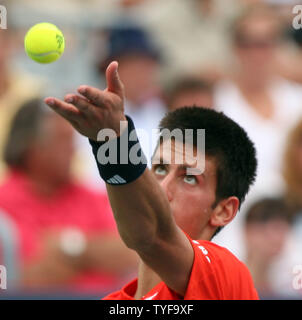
[{"xmin": 45, "ymin": 62, "xmax": 194, "ymax": 295}]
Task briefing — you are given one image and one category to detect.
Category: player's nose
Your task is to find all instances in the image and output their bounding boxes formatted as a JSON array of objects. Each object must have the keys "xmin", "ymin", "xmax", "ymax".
[{"xmin": 160, "ymin": 175, "xmax": 174, "ymax": 202}]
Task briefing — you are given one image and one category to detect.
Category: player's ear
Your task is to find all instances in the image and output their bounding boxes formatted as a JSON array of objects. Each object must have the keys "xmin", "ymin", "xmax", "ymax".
[{"xmin": 209, "ymin": 196, "xmax": 239, "ymax": 228}]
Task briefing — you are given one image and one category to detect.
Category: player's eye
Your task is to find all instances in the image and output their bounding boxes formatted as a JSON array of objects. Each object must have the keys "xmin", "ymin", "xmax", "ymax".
[
  {"xmin": 153, "ymin": 165, "xmax": 167, "ymax": 176},
  {"xmin": 184, "ymin": 175, "xmax": 197, "ymax": 185}
]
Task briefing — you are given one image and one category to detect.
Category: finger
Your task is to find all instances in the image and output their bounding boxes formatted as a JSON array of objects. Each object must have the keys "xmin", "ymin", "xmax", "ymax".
[
  {"xmin": 106, "ymin": 61, "xmax": 124, "ymax": 99},
  {"xmin": 77, "ymin": 85, "xmax": 108, "ymax": 107},
  {"xmin": 44, "ymin": 97, "xmax": 81, "ymax": 123},
  {"xmin": 64, "ymin": 94, "xmax": 96, "ymax": 118}
]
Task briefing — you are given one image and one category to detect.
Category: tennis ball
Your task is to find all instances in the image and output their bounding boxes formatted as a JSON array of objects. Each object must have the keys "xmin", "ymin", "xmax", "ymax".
[{"xmin": 24, "ymin": 23, "xmax": 65, "ymax": 64}]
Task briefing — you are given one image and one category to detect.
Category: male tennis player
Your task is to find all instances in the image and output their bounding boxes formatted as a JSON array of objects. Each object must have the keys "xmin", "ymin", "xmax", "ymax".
[{"xmin": 45, "ymin": 61, "xmax": 259, "ymax": 300}]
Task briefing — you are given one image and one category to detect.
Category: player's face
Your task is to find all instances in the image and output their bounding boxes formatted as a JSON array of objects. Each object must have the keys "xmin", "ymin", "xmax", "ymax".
[{"xmin": 152, "ymin": 139, "xmax": 217, "ymax": 240}]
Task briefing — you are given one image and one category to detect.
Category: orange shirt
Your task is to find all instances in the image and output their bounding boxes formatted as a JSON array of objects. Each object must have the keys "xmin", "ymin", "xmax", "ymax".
[{"xmin": 103, "ymin": 234, "xmax": 259, "ymax": 300}]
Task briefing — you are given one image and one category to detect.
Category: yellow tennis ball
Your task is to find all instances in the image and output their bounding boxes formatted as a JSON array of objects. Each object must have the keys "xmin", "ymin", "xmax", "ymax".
[{"xmin": 24, "ymin": 23, "xmax": 65, "ymax": 64}]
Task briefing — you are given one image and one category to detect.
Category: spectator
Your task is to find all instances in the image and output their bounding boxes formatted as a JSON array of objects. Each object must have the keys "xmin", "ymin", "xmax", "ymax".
[
  {"xmin": 282, "ymin": 118, "xmax": 302, "ymax": 242},
  {"xmin": 138, "ymin": 0, "xmax": 240, "ymax": 82},
  {"xmin": 74, "ymin": 26, "xmax": 166, "ymax": 192},
  {"xmin": 272, "ymin": 118, "xmax": 302, "ymax": 299},
  {"xmin": 0, "ymin": 99, "xmax": 137, "ymax": 295},
  {"xmin": 244, "ymin": 198, "xmax": 292, "ymax": 298},
  {"xmin": 213, "ymin": 3, "xmax": 302, "ymax": 259},
  {"xmin": 277, "ymin": 27, "xmax": 302, "ymax": 85},
  {"xmin": 215, "ymin": 4, "xmax": 302, "ymax": 196},
  {"xmin": 164, "ymin": 77, "xmax": 214, "ymax": 111},
  {"xmin": 97, "ymin": 26, "xmax": 165, "ymax": 115},
  {"xmin": 96, "ymin": 25, "xmax": 166, "ymax": 161},
  {"xmin": 0, "ymin": 25, "xmax": 43, "ymax": 181}
]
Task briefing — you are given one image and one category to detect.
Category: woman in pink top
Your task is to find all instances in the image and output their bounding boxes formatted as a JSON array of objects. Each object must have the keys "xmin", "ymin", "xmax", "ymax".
[{"xmin": 0, "ymin": 99, "xmax": 137, "ymax": 295}]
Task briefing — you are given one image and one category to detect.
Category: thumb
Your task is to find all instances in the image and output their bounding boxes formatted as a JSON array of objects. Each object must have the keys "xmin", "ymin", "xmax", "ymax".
[{"xmin": 106, "ymin": 61, "xmax": 124, "ymax": 99}]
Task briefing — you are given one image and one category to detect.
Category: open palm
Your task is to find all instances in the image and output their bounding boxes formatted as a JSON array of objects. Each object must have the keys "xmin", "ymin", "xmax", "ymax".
[{"xmin": 45, "ymin": 61, "xmax": 126, "ymax": 140}]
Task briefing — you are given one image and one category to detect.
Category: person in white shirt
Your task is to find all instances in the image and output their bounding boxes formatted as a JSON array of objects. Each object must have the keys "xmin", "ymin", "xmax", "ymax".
[{"xmin": 213, "ymin": 4, "xmax": 302, "ymax": 258}]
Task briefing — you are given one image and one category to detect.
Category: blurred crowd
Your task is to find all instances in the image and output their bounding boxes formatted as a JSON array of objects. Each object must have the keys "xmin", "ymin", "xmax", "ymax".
[{"xmin": 1, "ymin": 0, "xmax": 302, "ymax": 299}]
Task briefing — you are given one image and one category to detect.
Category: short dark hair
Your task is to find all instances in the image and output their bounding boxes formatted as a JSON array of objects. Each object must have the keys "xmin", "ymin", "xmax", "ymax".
[
  {"xmin": 245, "ymin": 198, "xmax": 292, "ymax": 226},
  {"xmin": 158, "ymin": 107, "xmax": 257, "ymax": 207}
]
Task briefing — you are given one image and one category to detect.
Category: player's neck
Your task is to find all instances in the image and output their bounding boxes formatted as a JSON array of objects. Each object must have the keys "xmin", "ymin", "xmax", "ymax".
[{"xmin": 134, "ymin": 261, "xmax": 161, "ymax": 300}]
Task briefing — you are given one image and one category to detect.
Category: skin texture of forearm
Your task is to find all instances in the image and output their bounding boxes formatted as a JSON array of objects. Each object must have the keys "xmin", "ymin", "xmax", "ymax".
[{"xmin": 106, "ymin": 169, "xmax": 175, "ymax": 252}]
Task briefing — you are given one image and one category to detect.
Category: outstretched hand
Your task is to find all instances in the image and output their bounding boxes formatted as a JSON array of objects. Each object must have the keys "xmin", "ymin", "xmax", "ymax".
[{"xmin": 45, "ymin": 61, "xmax": 126, "ymax": 140}]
